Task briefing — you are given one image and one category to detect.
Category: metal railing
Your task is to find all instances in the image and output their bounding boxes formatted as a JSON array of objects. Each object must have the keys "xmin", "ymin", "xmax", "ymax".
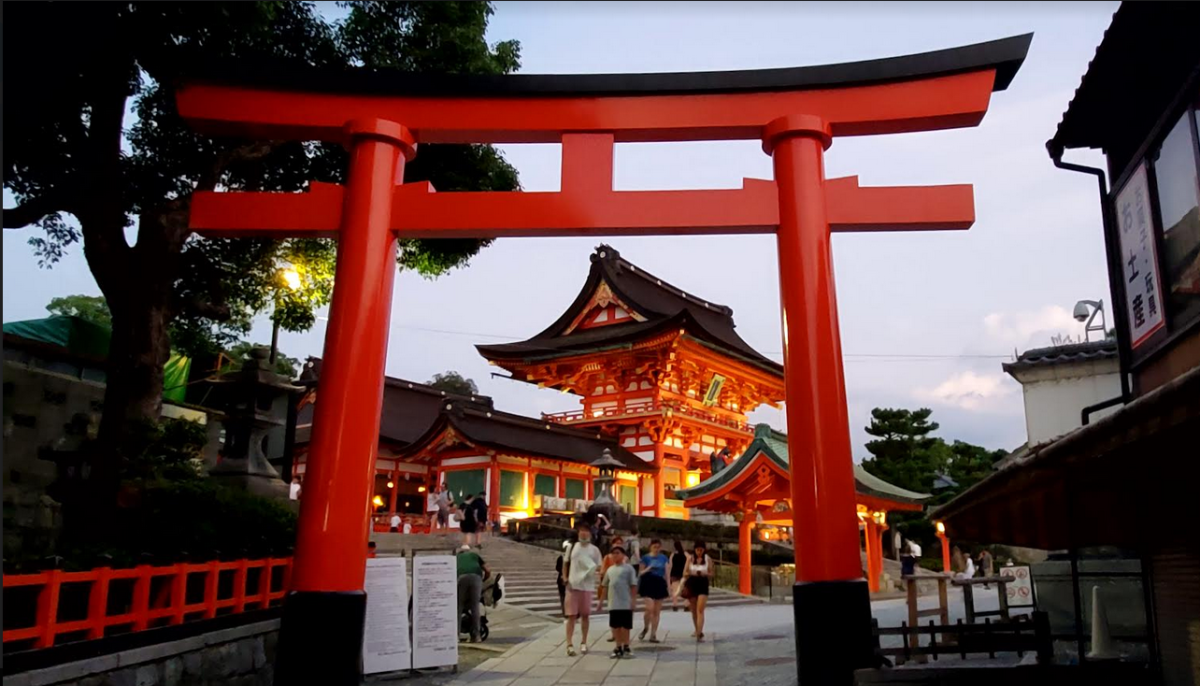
[
  {"xmin": 542, "ymin": 400, "xmax": 753, "ymax": 434},
  {"xmin": 3, "ymin": 557, "xmax": 292, "ymax": 649},
  {"xmin": 708, "ymin": 558, "xmax": 793, "ymax": 601}
]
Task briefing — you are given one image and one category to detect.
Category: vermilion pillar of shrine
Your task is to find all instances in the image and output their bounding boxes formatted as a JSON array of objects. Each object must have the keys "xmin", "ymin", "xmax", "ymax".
[
  {"xmin": 274, "ymin": 119, "xmax": 415, "ymax": 686},
  {"xmin": 766, "ymin": 115, "xmax": 876, "ymax": 680},
  {"xmin": 738, "ymin": 508, "xmax": 755, "ymax": 595}
]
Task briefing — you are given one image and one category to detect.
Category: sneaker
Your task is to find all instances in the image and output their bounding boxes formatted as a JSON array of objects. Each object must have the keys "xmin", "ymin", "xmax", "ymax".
[
  {"xmin": 566, "ymin": 645, "xmax": 576, "ymax": 657},
  {"xmin": 648, "ymin": 635, "xmax": 660, "ymax": 644},
  {"xmin": 580, "ymin": 644, "xmax": 589, "ymax": 655},
  {"xmin": 638, "ymin": 628, "xmax": 648, "ymax": 641},
  {"xmin": 622, "ymin": 646, "xmax": 634, "ymax": 658},
  {"xmin": 610, "ymin": 649, "xmax": 623, "ymax": 659}
]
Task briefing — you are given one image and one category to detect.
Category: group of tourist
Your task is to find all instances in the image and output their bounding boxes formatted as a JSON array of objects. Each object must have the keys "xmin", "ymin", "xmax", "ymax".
[
  {"xmin": 557, "ymin": 521, "xmax": 712, "ymax": 659},
  {"xmin": 951, "ymin": 545, "xmax": 996, "ymax": 582},
  {"xmin": 421, "ymin": 484, "xmax": 496, "ymax": 546}
]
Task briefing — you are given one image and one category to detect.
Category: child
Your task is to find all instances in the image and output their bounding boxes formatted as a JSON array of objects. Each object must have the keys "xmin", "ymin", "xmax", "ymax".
[{"xmin": 600, "ymin": 545, "xmax": 638, "ymax": 658}]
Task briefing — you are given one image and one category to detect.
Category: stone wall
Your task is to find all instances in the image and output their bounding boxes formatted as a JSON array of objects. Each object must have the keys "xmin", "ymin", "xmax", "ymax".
[
  {"xmin": 2, "ymin": 620, "xmax": 279, "ymax": 686},
  {"xmin": 2, "ymin": 361, "xmax": 104, "ymax": 558}
]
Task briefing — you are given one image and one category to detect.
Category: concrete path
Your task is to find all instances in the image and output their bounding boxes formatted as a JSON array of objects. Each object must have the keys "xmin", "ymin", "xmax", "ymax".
[{"xmin": 456, "ymin": 626, "xmax": 716, "ymax": 686}]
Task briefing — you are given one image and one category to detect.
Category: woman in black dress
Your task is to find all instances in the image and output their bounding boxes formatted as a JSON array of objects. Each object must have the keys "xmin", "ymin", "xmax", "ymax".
[
  {"xmin": 668, "ymin": 539, "xmax": 687, "ymax": 612},
  {"xmin": 682, "ymin": 541, "xmax": 712, "ymax": 641}
]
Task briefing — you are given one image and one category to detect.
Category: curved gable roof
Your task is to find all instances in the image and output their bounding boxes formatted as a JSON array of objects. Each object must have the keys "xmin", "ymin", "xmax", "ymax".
[
  {"xmin": 477, "ymin": 245, "xmax": 782, "ymax": 375},
  {"xmin": 676, "ymin": 424, "xmax": 929, "ymax": 508},
  {"xmin": 399, "ymin": 401, "xmax": 652, "ymax": 473}
]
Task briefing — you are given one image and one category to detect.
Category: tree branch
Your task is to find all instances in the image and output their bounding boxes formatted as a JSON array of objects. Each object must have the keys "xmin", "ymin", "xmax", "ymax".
[{"xmin": 4, "ymin": 193, "xmax": 74, "ymax": 229}]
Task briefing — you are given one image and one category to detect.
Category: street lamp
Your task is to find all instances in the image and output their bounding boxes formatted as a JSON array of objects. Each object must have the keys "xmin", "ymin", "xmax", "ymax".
[
  {"xmin": 271, "ymin": 266, "xmax": 302, "ymax": 365},
  {"xmin": 1073, "ymin": 299, "xmax": 1107, "ymax": 342},
  {"xmin": 935, "ymin": 521, "xmax": 951, "ymax": 573}
]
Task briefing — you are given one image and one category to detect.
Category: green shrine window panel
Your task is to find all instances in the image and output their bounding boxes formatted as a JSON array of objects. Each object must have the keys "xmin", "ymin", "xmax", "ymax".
[
  {"xmin": 534, "ymin": 474, "xmax": 557, "ymax": 497},
  {"xmin": 565, "ymin": 478, "xmax": 586, "ymax": 499},
  {"xmin": 618, "ymin": 485, "xmax": 637, "ymax": 513},
  {"xmin": 444, "ymin": 469, "xmax": 485, "ymax": 505},
  {"xmin": 499, "ymin": 469, "xmax": 525, "ymax": 509}
]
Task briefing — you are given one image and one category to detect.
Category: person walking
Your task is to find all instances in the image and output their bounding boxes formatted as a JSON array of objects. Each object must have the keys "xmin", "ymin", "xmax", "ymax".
[
  {"xmin": 456, "ymin": 544, "xmax": 489, "ymax": 643},
  {"xmin": 600, "ymin": 536, "xmax": 626, "ymax": 643},
  {"xmin": 471, "ymin": 492, "xmax": 490, "ymax": 543},
  {"xmin": 683, "ymin": 541, "xmax": 712, "ymax": 641},
  {"xmin": 978, "ymin": 548, "xmax": 995, "ymax": 586},
  {"xmin": 599, "ymin": 545, "xmax": 638, "ymax": 659},
  {"xmin": 637, "ymin": 539, "xmax": 670, "ymax": 642},
  {"xmin": 562, "ymin": 521, "xmax": 602, "ymax": 656},
  {"xmin": 669, "ymin": 539, "xmax": 687, "ymax": 611},
  {"xmin": 433, "ymin": 484, "xmax": 451, "ymax": 531}
]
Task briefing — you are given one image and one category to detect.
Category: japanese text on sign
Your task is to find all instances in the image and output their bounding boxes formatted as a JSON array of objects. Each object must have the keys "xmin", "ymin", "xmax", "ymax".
[{"xmin": 1115, "ymin": 164, "xmax": 1165, "ymax": 347}]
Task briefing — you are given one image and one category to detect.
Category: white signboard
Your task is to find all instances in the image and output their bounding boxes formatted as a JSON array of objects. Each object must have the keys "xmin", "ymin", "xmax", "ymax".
[
  {"xmin": 362, "ymin": 557, "xmax": 411, "ymax": 675},
  {"xmin": 1115, "ymin": 164, "xmax": 1166, "ymax": 347},
  {"xmin": 1000, "ymin": 564, "xmax": 1035, "ymax": 608},
  {"xmin": 412, "ymin": 555, "xmax": 459, "ymax": 670}
]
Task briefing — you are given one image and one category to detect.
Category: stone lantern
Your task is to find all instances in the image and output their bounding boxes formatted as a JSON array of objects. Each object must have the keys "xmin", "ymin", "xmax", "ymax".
[
  {"xmin": 590, "ymin": 448, "xmax": 623, "ymax": 507},
  {"xmin": 207, "ymin": 346, "xmax": 301, "ymax": 500}
]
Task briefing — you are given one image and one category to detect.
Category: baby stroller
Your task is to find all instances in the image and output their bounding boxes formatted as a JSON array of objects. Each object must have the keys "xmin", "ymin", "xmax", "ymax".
[{"xmin": 460, "ymin": 573, "xmax": 504, "ymax": 642}]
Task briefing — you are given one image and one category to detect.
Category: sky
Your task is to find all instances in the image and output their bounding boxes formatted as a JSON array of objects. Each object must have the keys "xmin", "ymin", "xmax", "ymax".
[{"xmin": 1, "ymin": 1, "xmax": 1121, "ymax": 460}]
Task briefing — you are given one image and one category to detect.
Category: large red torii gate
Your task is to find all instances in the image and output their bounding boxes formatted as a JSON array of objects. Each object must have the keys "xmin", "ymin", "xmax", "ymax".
[{"xmin": 178, "ymin": 33, "xmax": 1030, "ymax": 686}]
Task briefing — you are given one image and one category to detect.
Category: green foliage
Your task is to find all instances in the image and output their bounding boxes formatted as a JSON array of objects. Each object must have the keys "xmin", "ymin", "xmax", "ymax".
[
  {"xmin": 32, "ymin": 417, "xmax": 297, "ymax": 572},
  {"xmin": 223, "ymin": 341, "xmax": 300, "ymax": 379},
  {"xmin": 116, "ymin": 418, "xmax": 208, "ymax": 484},
  {"xmin": 5, "ymin": 1, "xmax": 521, "ymax": 359},
  {"xmin": 428, "ymin": 371, "xmax": 479, "ymax": 396},
  {"xmin": 46, "ymin": 295, "xmax": 112, "ymax": 328},
  {"xmin": 860, "ymin": 408, "xmax": 947, "ymax": 493}
]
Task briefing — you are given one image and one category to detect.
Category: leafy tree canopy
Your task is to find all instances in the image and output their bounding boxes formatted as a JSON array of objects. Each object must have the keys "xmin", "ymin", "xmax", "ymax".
[
  {"xmin": 3, "ymin": 1, "xmax": 522, "ymax": 452},
  {"xmin": 47, "ymin": 294, "xmax": 112, "ymax": 328},
  {"xmin": 428, "ymin": 371, "xmax": 479, "ymax": 396},
  {"xmin": 860, "ymin": 407, "xmax": 946, "ymax": 493}
]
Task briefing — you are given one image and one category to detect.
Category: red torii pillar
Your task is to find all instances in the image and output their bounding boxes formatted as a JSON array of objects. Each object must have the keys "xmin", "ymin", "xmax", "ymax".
[{"xmin": 177, "ymin": 33, "xmax": 1029, "ymax": 686}]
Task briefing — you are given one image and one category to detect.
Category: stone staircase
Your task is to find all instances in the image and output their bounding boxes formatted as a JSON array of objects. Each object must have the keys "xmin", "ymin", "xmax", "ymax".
[{"xmin": 369, "ymin": 532, "xmax": 765, "ymax": 618}]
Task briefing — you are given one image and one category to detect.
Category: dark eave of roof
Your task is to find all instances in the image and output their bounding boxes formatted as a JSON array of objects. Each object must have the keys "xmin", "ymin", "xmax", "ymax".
[
  {"xmin": 931, "ymin": 363, "xmax": 1200, "ymax": 538},
  {"xmin": 401, "ymin": 402, "xmax": 652, "ymax": 473},
  {"xmin": 1048, "ymin": 3, "xmax": 1200, "ymax": 157},
  {"xmin": 182, "ymin": 34, "xmax": 1030, "ymax": 98},
  {"xmin": 476, "ymin": 245, "xmax": 783, "ymax": 376},
  {"xmin": 295, "ymin": 357, "xmax": 492, "ymax": 447},
  {"xmin": 1001, "ymin": 339, "xmax": 1118, "ymax": 374},
  {"xmin": 675, "ymin": 424, "xmax": 929, "ymax": 506}
]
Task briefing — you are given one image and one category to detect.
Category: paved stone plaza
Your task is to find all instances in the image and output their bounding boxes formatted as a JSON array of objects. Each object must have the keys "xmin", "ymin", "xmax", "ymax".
[{"xmin": 371, "ymin": 588, "xmax": 1012, "ymax": 685}]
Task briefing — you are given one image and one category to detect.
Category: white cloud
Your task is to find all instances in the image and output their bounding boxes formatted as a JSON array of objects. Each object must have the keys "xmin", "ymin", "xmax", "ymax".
[
  {"xmin": 914, "ymin": 371, "xmax": 1017, "ymax": 412},
  {"xmin": 982, "ymin": 305, "xmax": 1081, "ymax": 350}
]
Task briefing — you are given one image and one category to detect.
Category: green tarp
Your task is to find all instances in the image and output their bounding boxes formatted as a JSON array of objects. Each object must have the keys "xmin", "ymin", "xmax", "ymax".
[{"xmin": 4, "ymin": 315, "xmax": 191, "ymax": 401}]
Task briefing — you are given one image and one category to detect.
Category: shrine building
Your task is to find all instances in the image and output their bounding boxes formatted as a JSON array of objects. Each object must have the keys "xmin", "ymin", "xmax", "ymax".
[{"xmin": 477, "ymin": 245, "xmax": 787, "ymax": 519}]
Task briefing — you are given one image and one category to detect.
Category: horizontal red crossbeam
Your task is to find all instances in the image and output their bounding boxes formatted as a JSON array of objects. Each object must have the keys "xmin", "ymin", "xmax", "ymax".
[
  {"xmin": 189, "ymin": 176, "xmax": 972, "ymax": 238},
  {"xmin": 178, "ymin": 70, "xmax": 996, "ymax": 144}
]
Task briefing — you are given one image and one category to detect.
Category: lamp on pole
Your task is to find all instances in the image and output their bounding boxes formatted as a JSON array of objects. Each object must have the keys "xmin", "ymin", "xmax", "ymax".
[
  {"xmin": 271, "ymin": 266, "xmax": 303, "ymax": 366},
  {"xmin": 1072, "ymin": 299, "xmax": 1107, "ymax": 342}
]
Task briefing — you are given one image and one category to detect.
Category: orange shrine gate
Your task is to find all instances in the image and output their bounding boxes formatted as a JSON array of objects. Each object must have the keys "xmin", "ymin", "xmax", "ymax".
[{"xmin": 179, "ymin": 34, "xmax": 1030, "ymax": 685}]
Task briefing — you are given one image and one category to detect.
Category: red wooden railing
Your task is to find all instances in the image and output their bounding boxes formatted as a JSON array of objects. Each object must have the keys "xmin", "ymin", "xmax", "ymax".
[{"xmin": 2, "ymin": 557, "xmax": 292, "ymax": 649}]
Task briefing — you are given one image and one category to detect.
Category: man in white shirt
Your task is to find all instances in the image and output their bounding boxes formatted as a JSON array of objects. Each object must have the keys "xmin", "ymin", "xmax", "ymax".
[
  {"xmin": 562, "ymin": 521, "xmax": 603, "ymax": 656},
  {"xmin": 908, "ymin": 540, "xmax": 922, "ymax": 559},
  {"xmin": 389, "ymin": 513, "xmax": 401, "ymax": 533}
]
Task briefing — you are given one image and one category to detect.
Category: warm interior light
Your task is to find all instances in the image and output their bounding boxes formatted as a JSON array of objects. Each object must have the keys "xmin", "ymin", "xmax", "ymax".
[
  {"xmin": 936, "ymin": 521, "xmax": 946, "ymax": 534},
  {"xmin": 372, "ymin": 495, "xmax": 384, "ymax": 508},
  {"xmin": 685, "ymin": 471, "xmax": 701, "ymax": 487},
  {"xmin": 386, "ymin": 481, "xmax": 395, "ymax": 489},
  {"xmin": 417, "ymin": 486, "xmax": 426, "ymax": 493}
]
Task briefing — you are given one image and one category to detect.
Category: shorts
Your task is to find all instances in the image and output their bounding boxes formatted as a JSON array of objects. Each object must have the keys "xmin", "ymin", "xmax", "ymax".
[
  {"xmin": 436, "ymin": 508, "xmax": 448, "ymax": 526},
  {"xmin": 684, "ymin": 576, "xmax": 710, "ymax": 598},
  {"xmin": 638, "ymin": 574, "xmax": 669, "ymax": 600},
  {"xmin": 564, "ymin": 589, "xmax": 594, "ymax": 617},
  {"xmin": 460, "ymin": 520, "xmax": 478, "ymax": 534},
  {"xmin": 608, "ymin": 610, "xmax": 633, "ymax": 630}
]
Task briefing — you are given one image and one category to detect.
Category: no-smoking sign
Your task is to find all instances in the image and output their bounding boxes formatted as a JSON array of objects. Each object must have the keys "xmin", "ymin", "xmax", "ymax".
[{"xmin": 1001, "ymin": 565, "xmax": 1035, "ymax": 607}]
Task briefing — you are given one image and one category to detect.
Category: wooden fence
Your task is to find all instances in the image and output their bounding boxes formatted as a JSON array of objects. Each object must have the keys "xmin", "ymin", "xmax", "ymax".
[
  {"xmin": 873, "ymin": 611, "xmax": 1052, "ymax": 665},
  {"xmin": 3, "ymin": 557, "xmax": 291, "ymax": 650}
]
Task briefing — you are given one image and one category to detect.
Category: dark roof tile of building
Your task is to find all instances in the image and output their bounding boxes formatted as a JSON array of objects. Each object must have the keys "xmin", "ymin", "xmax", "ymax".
[
  {"xmin": 477, "ymin": 245, "xmax": 782, "ymax": 375},
  {"xmin": 1001, "ymin": 339, "xmax": 1117, "ymax": 374}
]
